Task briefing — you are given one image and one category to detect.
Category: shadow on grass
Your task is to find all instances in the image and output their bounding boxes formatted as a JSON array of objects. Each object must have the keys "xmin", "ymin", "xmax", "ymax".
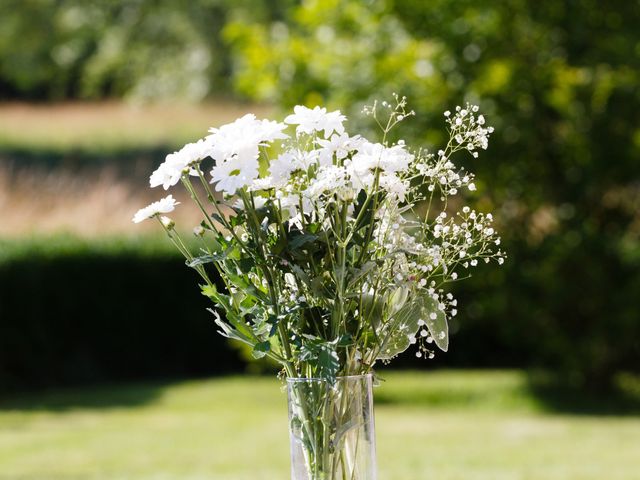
[
  {"xmin": 0, "ymin": 378, "xmax": 177, "ymax": 412},
  {"xmin": 525, "ymin": 372, "xmax": 640, "ymax": 416},
  {"xmin": 373, "ymin": 370, "xmax": 640, "ymax": 417}
]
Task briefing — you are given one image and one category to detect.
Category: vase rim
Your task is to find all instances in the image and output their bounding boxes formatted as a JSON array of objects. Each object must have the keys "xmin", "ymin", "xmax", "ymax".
[{"xmin": 286, "ymin": 373, "xmax": 373, "ymax": 383}]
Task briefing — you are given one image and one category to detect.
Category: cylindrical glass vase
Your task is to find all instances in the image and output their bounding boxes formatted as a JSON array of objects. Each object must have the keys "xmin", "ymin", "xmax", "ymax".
[{"xmin": 286, "ymin": 374, "xmax": 377, "ymax": 480}]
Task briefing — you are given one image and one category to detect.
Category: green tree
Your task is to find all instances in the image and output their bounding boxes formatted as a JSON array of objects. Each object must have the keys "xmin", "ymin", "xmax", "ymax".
[
  {"xmin": 0, "ymin": 0, "xmax": 293, "ymax": 101},
  {"xmin": 225, "ymin": 0, "xmax": 640, "ymax": 389}
]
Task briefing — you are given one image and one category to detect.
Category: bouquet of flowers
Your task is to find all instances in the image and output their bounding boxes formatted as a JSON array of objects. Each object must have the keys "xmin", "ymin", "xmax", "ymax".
[{"xmin": 134, "ymin": 95, "xmax": 503, "ymax": 479}]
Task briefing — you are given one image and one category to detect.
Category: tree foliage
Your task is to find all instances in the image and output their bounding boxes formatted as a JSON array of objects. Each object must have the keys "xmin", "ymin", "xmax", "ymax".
[
  {"xmin": 0, "ymin": 0, "xmax": 291, "ymax": 101},
  {"xmin": 225, "ymin": 0, "xmax": 640, "ymax": 388}
]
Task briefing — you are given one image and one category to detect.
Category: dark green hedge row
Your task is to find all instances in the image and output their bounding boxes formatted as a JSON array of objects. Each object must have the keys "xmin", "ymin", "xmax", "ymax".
[
  {"xmin": 0, "ymin": 241, "xmax": 244, "ymax": 392},
  {"xmin": 1, "ymin": 236, "xmax": 639, "ymax": 392},
  {"xmin": 0, "ymin": 237, "xmax": 514, "ymax": 392}
]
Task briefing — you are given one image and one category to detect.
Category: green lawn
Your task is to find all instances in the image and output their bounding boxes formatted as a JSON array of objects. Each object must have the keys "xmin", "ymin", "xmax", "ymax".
[{"xmin": 1, "ymin": 371, "xmax": 639, "ymax": 479}]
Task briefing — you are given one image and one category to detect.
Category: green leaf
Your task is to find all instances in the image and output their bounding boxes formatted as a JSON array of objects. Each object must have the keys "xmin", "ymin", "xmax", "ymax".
[
  {"xmin": 388, "ymin": 286, "xmax": 409, "ymax": 314},
  {"xmin": 252, "ymin": 341, "xmax": 271, "ymax": 359},
  {"xmin": 267, "ymin": 314, "xmax": 279, "ymax": 337},
  {"xmin": 290, "ymin": 263, "xmax": 311, "ymax": 287},
  {"xmin": 273, "ymin": 235, "xmax": 287, "ymax": 255},
  {"xmin": 376, "ymin": 297, "xmax": 422, "ymax": 361},
  {"xmin": 201, "ymin": 284, "xmax": 218, "ymax": 299},
  {"xmin": 187, "ymin": 246, "xmax": 238, "ymax": 268},
  {"xmin": 299, "ymin": 337, "xmax": 339, "ymax": 383},
  {"xmin": 377, "ymin": 291, "xmax": 449, "ymax": 360},
  {"xmin": 208, "ymin": 308, "xmax": 254, "ymax": 347},
  {"xmin": 237, "ymin": 256, "xmax": 255, "ymax": 273},
  {"xmin": 347, "ymin": 261, "xmax": 377, "ymax": 288},
  {"xmin": 289, "ymin": 233, "xmax": 319, "ymax": 251}
]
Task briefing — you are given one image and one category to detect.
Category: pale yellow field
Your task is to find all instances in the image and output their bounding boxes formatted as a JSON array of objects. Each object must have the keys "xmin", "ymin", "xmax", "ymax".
[
  {"xmin": 0, "ymin": 101, "xmax": 271, "ymax": 238},
  {"xmin": 0, "ymin": 101, "xmax": 272, "ymax": 152}
]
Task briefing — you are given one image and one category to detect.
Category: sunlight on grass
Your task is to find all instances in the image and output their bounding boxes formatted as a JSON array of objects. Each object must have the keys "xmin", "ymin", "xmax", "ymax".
[
  {"xmin": 1, "ymin": 371, "xmax": 639, "ymax": 479},
  {"xmin": 0, "ymin": 101, "xmax": 273, "ymax": 153}
]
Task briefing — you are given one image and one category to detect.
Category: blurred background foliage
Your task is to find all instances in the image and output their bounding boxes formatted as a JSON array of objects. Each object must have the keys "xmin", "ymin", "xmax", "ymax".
[{"xmin": 1, "ymin": 0, "xmax": 639, "ymax": 393}]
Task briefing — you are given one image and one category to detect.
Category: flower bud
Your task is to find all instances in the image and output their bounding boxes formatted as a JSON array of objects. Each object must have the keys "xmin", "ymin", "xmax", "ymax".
[{"xmin": 160, "ymin": 216, "xmax": 175, "ymax": 230}]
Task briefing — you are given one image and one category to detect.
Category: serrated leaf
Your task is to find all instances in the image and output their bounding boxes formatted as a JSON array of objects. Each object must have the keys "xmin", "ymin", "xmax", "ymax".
[
  {"xmin": 201, "ymin": 284, "xmax": 218, "ymax": 299},
  {"xmin": 208, "ymin": 308, "xmax": 253, "ymax": 346}
]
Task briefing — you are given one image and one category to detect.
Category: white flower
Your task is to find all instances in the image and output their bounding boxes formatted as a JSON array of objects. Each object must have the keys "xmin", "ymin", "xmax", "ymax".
[
  {"xmin": 379, "ymin": 172, "xmax": 408, "ymax": 201},
  {"xmin": 206, "ymin": 114, "xmax": 288, "ymax": 161},
  {"xmin": 160, "ymin": 216, "xmax": 175, "ymax": 229},
  {"xmin": 350, "ymin": 141, "xmax": 382, "ymax": 174},
  {"xmin": 149, "ymin": 154, "xmax": 185, "ymax": 190},
  {"xmin": 210, "ymin": 156, "xmax": 259, "ymax": 195},
  {"xmin": 269, "ymin": 149, "xmax": 320, "ymax": 185},
  {"xmin": 284, "ymin": 105, "xmax": 346, "ymax": 138},
  {"xmin": 132, "ymin": 195, "xmax": 180, "ymax": 223},
  {"xmin": 305, "ymin": 165, "xmax": 354, "ymax": 201},
  {"xmin": 350, "ymin": 141, "xmax": 413, "ymax": 177},
  {"xmin": 250, "ymin": 177, "xmax": 276, "ymax": 191},
  {"xmin": 269, "ymin": 151, "xmax": 298, "ymax": 184},
  {"xmin": 205, "ymin": 114, "xmax": 288, "ymax": 194},
  {"xmin": 379, "ymin": 144, "xmax": 414, "ymax": 173},
  {"xmin": 149, "ymin": 139, "xmax": 208, "ymax": 190},
  {"xmin": 316, "ymin": 133, "xmax": 363, "ymax": 166},
  {"xmin": 233, "ymin": 195, "xmax": 267, "ymax": 210}
]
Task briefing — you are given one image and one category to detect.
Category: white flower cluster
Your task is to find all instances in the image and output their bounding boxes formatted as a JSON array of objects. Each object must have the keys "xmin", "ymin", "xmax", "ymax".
[
  {"xmin": 207, "ymin": 114, "xmax": 288, "ymax": 194},
  {"xmin": 135, "ymin": 105, "xmax": 423, "ymax": 224},
  {"xmin": 444, "ymin": 104, "xmax": 494, "ymax": 158},
  {"xmin": 149, "ymin": 140, "xmax": 209, "ymax": 190},
  {"xmin": 134, "ymin": 99, "xmax": 504, "ymax": 366}
]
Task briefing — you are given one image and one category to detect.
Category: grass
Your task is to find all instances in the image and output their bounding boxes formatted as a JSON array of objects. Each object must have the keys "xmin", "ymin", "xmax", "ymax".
[
  {"xmin": 0, "ymin": 101, "xmax": 273, "ymax": 154},
  {"xmin": 1, "ymin": 370, "xmax": 639, "ymax": 479},
  {"xmin": 0, "ymin": 234, "xmax": 181, "ymax": 265}
]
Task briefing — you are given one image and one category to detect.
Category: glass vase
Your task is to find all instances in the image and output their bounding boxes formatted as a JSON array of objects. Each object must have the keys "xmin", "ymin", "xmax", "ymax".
[{"xmin": 286, "ymin": 374, "xmax": 377, "ymax": 480}]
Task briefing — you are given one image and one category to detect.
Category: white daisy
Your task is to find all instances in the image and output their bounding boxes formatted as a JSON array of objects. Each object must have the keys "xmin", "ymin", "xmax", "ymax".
[
  {"xmin": 205, "ymin": 114, "xmax": 288, "ymax": 193},
  {"xmin": 205, "ymin": 114, "xmax": 288, "ymax": 163},
  {"xmin": 316, "ymin": 133, "xmax": 363, "ymax": 166},
  {"xmin": 284, "ymin": 105, "xmax": 346, "ymax": 138},
  {"xmin": 269, "ymin": 149, "xmax": 320, "ymax": 185},
  {"xmin": 210, "ymin": 156, "xmax": 259, "ymax": 195},
  {"xmin": 132, "ymin": 195, "xmax": 180, "ymax": 223},
  {"xmin": 149, "ymin": 139, "xmax": 209, "ymax": 190}
]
